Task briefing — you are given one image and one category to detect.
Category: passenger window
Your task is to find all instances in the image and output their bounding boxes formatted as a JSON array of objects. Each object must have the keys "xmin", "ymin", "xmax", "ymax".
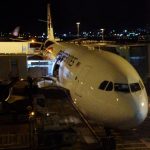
[
  {"xmin": 130, "ymin": 83, "xmax": 141, "ymax": 92},
  {"xmin": 99, "ymin": 81, "xmax": 109, "ymax": 90},
  {"xmin": 106, "ymin": 82, "xmax": 113, "ymax": 91}
]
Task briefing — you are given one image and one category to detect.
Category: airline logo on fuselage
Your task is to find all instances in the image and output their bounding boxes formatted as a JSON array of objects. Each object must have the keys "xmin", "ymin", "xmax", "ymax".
[{"xmin": 57, "ymin": 50, "xmax": 79, "ymax": 67}]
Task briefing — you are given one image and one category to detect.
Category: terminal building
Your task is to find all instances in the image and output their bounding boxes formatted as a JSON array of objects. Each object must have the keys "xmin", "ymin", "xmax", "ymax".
[
  {"xmin": 0, "ymin": 54, "xmax": 27, "ymax": 80},
  {"xmin": 0, "ymin": 54, "xmax": 53, "ymax": 80},
  {"xmin": 0, "ymin": 41, "xmax": 49, "ymax": 80},
  {"xmin": 0, "ymin": 41, "xmax": 41, "ymax": 54}
]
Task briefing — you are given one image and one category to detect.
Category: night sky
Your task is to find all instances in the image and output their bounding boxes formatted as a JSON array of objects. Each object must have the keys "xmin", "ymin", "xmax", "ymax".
[{"xmin": 0, "ymin": 0, "xmax": 149, "ymax": 34}]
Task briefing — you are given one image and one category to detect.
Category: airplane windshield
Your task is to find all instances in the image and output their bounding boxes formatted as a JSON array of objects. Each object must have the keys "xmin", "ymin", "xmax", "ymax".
[
  {"xmin": 130, "ymin": 83, "xmax": 141, "ymax": 92},
  {"xmin": 99, "ymin": 81, "xmax": 109, "ymax": 90},
  {"xmin": 114, "ymin": 83, "xmax": 130, "ymax": 93},
  {"xmin": 99, "ymin": 81, "xmax": 142, "ymax": 93}
]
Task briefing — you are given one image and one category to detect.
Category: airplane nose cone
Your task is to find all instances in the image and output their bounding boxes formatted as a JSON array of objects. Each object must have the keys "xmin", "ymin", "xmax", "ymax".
[
  {"xmin": 120, "ymin": 93, "xmax": 148, "ymax": 129},
  {"xmin": 133, "ymin": 99, "xmax": 148, "ymax": 126}
]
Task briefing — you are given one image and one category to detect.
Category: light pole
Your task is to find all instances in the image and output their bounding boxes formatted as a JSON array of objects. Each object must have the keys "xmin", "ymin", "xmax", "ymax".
[
  {"xmin": 101, "ymin": 28, "xmax": 104, "ymax": 41},
  {"xmin": 76, "ymin": 22, "xmax": 80, "ymax": 37}
]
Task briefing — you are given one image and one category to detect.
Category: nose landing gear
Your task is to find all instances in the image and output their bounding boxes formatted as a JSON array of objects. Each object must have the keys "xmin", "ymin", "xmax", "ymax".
[{"xmin": 101, "ymin": 128, "xmax": 116, "ymax": 150}]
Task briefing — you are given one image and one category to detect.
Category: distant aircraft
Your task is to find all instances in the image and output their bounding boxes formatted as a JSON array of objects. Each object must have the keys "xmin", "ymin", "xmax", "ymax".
[
  {"xmin": 41, "ymin": 3, "xmax": 148, "ymax": 131},
  {"xmin": 12, "ymin": 26, "xmax": 20, "ymax": 37}
]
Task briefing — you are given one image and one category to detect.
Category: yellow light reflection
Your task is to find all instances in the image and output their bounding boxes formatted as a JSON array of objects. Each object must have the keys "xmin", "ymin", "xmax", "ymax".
[
  {"xmin": 90, "ymin": 86, "xmax": 94, "ymax": 90},
  {"xmin": 141, "ymin": 102, "xmax": 145, "ymax": 107}
]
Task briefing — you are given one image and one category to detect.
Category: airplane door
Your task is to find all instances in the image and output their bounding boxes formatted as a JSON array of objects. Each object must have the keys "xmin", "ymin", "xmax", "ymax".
[{"xmin": 74, "ymin": 66, "xmax": 92, "ymax": 97}]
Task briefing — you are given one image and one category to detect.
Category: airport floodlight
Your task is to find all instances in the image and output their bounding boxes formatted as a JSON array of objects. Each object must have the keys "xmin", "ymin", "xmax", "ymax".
[
  {"xmin": 100, "ymin": 28, "xmax": 104, "ymax": 41},
  {"xmin": 76, "ymin": 22, "xmax": 80, "ymax": 37}
]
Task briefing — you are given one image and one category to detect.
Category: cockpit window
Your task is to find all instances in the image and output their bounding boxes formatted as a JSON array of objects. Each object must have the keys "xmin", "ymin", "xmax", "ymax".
[
  {"xmin": 99, "ymin": 80, "xmax": 142, "ymax": 93},
  {"xmin": 106, "ymin": 82, "xmax": 113, "ymax": 91},
  {"xmin": 139, "ymin": 80, "xmax": 144, "ymax": 89},
  {"xmin": 130, "ymin": 83, "xmax": 141, "ymax": 92},
  {"xmin": 99, "ymin": 81, "xmax": 109, "ymax": 90},
  {"xmin": 114, "ymin": 83, "xmax": 130, "ymax": 93}
]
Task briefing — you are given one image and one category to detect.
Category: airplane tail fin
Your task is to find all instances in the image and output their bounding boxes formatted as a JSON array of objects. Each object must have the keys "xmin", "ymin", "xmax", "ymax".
[
  {"xmin": 12, "ymin": 26, "xmax": 20, "ymax": 37},
  {"xmin": 47, "ymin": 3, "xmax": 55, "ymax": 41}
]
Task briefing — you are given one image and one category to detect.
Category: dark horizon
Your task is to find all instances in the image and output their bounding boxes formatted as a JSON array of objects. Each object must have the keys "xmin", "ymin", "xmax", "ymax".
[{"xmin": 0, "ymin": 0, "xmax": 149, "ymax": 34}]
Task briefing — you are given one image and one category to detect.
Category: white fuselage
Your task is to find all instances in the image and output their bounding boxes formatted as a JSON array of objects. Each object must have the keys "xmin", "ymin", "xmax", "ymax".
[{"xmin": 44, "ymin": 41, "xmax": 148, "ymax": 129}]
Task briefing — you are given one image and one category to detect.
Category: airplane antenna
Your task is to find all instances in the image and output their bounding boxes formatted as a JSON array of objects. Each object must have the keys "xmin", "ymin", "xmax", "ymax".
[{"xmin": 47, "ymin": 3, "xmax": 55, "ymax": 40}]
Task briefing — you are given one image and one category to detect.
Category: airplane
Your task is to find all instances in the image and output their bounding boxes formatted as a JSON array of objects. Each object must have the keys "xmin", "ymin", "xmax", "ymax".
[{"xmin": 40, "ymin": 3, "xmax": 148, "ymax": 131}]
